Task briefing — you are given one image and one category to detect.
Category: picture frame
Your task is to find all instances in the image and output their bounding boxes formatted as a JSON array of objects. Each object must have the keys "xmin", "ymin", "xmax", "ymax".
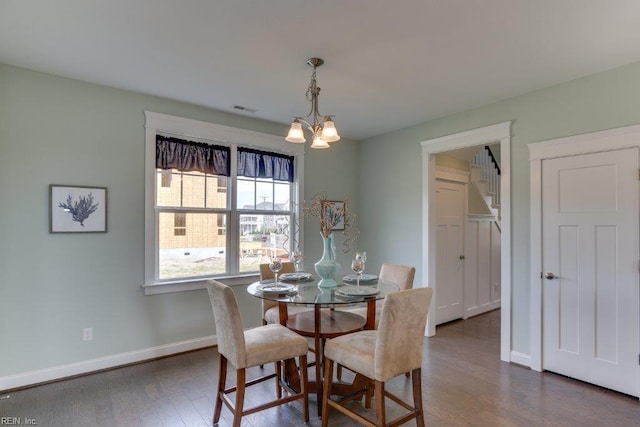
[
  {"xmin": 322, "ymin": 200, "xmax": 346, "ymax": 231},
  {"xmin": 50, "ymin": 185, "xmax": 107, "ymax": 233}
]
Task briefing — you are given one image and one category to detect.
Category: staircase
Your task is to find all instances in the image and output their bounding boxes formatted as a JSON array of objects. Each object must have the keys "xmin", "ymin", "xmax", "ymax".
[
  {"xmin": 469, "ymin": 146, "xmax": 501, "ymax": 223},
  {"xmin": 465, "ymin": 146, "xmax": 502, "ymax": 319}
]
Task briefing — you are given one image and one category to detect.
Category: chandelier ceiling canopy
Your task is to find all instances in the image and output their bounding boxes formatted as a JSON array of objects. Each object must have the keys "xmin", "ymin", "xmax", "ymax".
[{"xmin": 285, "ymin": 58, "xmax": 340, "ymax": 149}]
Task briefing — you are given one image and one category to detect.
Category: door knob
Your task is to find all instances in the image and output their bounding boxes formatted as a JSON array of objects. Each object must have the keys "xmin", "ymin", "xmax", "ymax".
[{"xmin": 545, "ymin": 272, "xmax": 557, "ymax": 280}]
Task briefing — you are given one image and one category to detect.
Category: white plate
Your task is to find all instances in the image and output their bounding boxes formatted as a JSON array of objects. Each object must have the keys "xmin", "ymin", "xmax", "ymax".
[
  {"xmin": 343, "ymin": 273, "xmax": 378, "ymax": 283},
  {"xmin": 279, "ymin": 272, "xmax": 313, "ymax": 282},
  {"xmin": 256, "ymin": 283, "xmax": 296, "ymax": 294},
  {"xmin": 336, "ymin": 286, "xmax": 379, "ymax": 297}
]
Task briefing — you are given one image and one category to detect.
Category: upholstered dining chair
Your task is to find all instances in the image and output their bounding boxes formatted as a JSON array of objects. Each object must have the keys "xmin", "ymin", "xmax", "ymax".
[
  {"xmin": 259, "ymin": 262, "xmax": 311, "ymax": 325},
  {"xmin": 337, "ymin": 263, "xmax": 416, "ymax": 380},
  {"xmin": 321, "ymin": 287, "xmax": 433, "ymax": 427},
  {"xmin": 340, "ymin": 263, "xmax": 416, "ymax": 327},
  {"xmin": 206, "ymin": 280, "xmax": 309, "ymax": 427}
]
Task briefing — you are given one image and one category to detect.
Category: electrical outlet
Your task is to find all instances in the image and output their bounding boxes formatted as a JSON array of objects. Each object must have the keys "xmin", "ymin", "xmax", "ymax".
[{"xmin": 82, "ymin": 327, "xmax": 93, "ymax": 341}]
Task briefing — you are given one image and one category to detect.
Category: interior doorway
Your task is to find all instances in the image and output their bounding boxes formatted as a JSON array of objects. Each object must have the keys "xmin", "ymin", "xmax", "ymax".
[
  {"xmin": 421, "ymin": 121, "xmax": 512, "ymax": 363},
  {"xmin": 434, "ymin": 145, "xmax": 502, "ymax": 325}
]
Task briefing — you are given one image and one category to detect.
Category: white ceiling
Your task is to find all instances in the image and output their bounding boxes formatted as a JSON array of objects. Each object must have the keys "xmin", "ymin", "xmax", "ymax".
[{"xmin": 2, "ymin": 1, "xmax": 640, "ymax": 141}]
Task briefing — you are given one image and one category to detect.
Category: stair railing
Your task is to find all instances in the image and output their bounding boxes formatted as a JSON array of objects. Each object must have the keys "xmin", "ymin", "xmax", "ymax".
[{"xmin": 471, "ymin": 146, "xmax": 501, "ymax": 208}]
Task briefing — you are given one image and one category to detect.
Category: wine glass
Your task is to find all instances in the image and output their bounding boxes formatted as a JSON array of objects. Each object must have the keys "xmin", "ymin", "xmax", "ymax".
[
  {"xmin": 292, "ymin": 250, "xmax": 303, "ymax": 272},
  {"xmin": 353, "ymin": 251, "xmax": 367, "ymax": 262},
  {"xmin": 269, "ymin": 256, "xmax": 283, "ymax": 288},
  {"xmin": 351, "ymin": 255, "xmax": 365, "ymax": 287}
]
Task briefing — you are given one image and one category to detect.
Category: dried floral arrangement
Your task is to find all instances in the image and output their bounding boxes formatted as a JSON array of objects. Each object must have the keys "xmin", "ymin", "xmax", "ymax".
[{"xmin": 302, "ymin": 192, "xmax": 357, "ymax": 252}]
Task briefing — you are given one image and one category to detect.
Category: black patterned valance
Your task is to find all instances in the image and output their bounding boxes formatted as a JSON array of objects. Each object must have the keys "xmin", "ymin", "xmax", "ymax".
[
  {"xmin": 156, "ymin": 135, "xmax": 230, "ymax": 176},
  {"xmin": 237, "ymin": 147, "xmax": 294, "ymax": 182}
]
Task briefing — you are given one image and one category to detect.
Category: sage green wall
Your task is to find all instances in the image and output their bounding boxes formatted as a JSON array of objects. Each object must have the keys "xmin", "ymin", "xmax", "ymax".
[
  {"xmin": 0, "ymin": 64, "xmax": 358, "ymax": 378},
  {"xmin": 359, "ymin": 61, "xmax": 640, "ymax": 354}
]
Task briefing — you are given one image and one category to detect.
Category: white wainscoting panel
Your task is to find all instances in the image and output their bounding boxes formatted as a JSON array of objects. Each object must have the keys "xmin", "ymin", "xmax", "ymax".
[{"xmin": 464, "ymin": 219, "xmax": 501, "ymax": 318}]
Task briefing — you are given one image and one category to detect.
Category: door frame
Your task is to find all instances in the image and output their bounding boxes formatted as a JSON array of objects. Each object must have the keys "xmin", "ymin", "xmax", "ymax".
[
  {"xmin": 529, "ymin": 123, "xmax": 640, "ymax": 372},
  {"xmin": 421, "ymin": 121, "xmax": 512, "ymax": 362}
]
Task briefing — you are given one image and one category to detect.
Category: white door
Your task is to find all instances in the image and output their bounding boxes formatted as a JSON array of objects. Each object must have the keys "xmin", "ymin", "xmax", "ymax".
[
  {"xmin": 542, "ymin": 147, "xmax": 640, "ymax": 396},
  {"xmin": 435, "ymin": 179, "xmax": 465, "ymax": 324}
]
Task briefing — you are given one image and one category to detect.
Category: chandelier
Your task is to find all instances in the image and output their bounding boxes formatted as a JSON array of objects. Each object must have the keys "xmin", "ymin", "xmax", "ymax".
[{"xmin": 285, "ymin": 58, "xmax": 340, "ymax": 149}]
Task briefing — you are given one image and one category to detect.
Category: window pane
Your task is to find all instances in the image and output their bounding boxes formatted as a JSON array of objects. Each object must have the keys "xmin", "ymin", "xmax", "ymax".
[
  {"xmin": 274, "ymin": 182, "xmax": 290, "ymax": 210},
  {"xmin": 239, "ymin": 214, "xmax": 290, "ymax": 273},
  {"xmin": 174, "ymin": 212, "xmax": 186, "ymax": 236},
  {"xmin": 205, "ymin": 176, "xmax": 228, "ymax": 209},
  {"xmin": 158, "ymin": 212, "xmax": 227, "ymax": 279},
  {"xmin": 255, "ymin": 181, "xmax": 273, "ymax": 209},
  {"xmin": 237, "ymin": 179, "xmax": 255, "ymax": 209},
  {"xmin": 156, "ymin": 170, "xmax": 182, "ymax": 207}
]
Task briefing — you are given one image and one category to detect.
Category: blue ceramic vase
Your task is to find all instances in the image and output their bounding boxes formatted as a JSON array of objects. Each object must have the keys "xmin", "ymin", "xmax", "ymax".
[{"xmin": 314, "ymin": 233, "xmax": 340, "ymax": 288}]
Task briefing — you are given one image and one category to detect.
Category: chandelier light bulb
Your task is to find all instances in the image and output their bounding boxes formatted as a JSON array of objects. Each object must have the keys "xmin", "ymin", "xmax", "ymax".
[
  {"xmin": 320, "ymin": 118, "xmax": 340, "ymax": 143},
  {"xmin": 285, "ymin": 120, "xmax": 306, "ymax": 143},
  {"xmin": 310, "ymin": 134, "xmax": 330, "ymax": 149}
]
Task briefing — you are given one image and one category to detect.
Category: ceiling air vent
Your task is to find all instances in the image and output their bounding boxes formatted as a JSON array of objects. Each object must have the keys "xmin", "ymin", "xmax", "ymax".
[{"xmin": 232, "ymin": 105, "xmax": 257, "ymax": 113}]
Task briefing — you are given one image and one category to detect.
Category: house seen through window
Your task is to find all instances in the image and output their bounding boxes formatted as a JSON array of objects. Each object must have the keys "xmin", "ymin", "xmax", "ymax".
[{"xmin": 154, "ymin": 135, "xmax": 295, "ymax": 281}]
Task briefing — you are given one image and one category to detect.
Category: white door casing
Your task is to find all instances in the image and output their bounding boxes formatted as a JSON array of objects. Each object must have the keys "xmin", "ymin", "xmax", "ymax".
[
  {"xmin": 435, "ymin": 179, "xmax": 466, "ymax": 324},
  {"xmin": 530, "ymin": 124, "xmax": 640, "ymax": 396},
  {"xmin": 421, "ymin": 121, "xmax": 512, "ymax": 363},
  {"xmin": 490, "ymin": 221, "xmax": 501, "ymax": 306}
]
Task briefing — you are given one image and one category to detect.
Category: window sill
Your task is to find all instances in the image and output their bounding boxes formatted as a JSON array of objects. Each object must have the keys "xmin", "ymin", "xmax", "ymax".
[{"xmin": 142, "ymin": 274, "xmax": 259, "ymax": 295}]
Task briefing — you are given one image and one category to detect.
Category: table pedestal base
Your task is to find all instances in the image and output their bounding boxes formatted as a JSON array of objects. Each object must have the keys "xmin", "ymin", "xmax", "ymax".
[{"xmin": 282, "ymin": 306, "xmax": 366, "ymax": 416}]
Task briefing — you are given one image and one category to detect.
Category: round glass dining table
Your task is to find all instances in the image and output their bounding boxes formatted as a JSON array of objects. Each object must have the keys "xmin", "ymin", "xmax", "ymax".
[
  {"xmin": 247, "ymin": 275, "xmax": 400, "ymax": 330},
  {"xmin": 247, "ymin": 274, "xmax": 400, "ymax": 415}
]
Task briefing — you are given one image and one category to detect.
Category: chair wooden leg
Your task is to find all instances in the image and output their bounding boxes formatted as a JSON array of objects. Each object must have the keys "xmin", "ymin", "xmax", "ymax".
[
  {"xmin": 374, "ymin": 380, "xmax": 385, "ymax": 426},
  {"xmin": 213, "ymin": 355, "xmax": 227, "ymax": 425},
  {"xmin": 412, "ymin": 368, "xmax": 425, "ymax": 427},
  {"xmin": 275, "ymin": 361, "xmax": 282, "ymax": 398},
  {"xmin": 233, "ymin": 368, "xmax": 246, "ymax": 427},
  {"xmin": 321, "ymin": 358, "xmax": 335, "ymax": 427},
  {"xmin": 336, "ymin": 363, "xmax": 343, "ymax": 380},
  {"xmin": 260, "ymin": 320, "xmax": 267, "ymax": 369},
  {"xmin": 365, "ymin": 379, "xmax": 374, "ymax": 409},
  {"xmin": 299, "ymin": 355, "xmax": 310, "ymax": 422}
]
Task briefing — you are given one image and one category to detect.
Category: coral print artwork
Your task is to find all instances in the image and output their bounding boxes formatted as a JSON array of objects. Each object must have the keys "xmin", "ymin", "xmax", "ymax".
[{"xmin": 50, "ymin": 185, "xmax": 107, "ymax": 233}]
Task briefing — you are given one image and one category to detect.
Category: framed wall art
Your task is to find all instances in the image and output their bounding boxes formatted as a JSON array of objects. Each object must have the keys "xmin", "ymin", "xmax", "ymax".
[{"xmin": 50, "ymin": 184, "xmax": 107, "ymax": 233}]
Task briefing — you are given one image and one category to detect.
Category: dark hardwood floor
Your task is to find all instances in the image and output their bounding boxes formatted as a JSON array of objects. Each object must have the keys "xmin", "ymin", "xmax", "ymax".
[{"xmin": 2, "ymin": 309, "xmax": 639, "ymax": 426}]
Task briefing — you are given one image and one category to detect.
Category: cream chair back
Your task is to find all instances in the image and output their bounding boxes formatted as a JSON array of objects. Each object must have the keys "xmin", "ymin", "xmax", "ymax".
[
  {"xmin": 206, "ymin": 280, "xmax": 247, "ymax": 368},
  {"xmin": 379, "ymin": 263, "xmax": 415, "ymax": 291},
  {"xmin": 259, "ymin": 261, "xmax": 296, "ymax": 280},
  {"xmin": 259, "ymin": 262, "xmax": 296, "ymax": 321},
  {"xmin": 375, "ymin": 287, "xmax": 433, "ymax": 381}
]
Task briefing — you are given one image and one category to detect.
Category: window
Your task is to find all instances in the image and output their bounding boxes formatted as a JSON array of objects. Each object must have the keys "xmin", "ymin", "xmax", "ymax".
[
  {"xmin": 144, "ymin": 112, "xmax": 304, "ymax": 294},
  {"xmin": 174, "ymin": 213, "xmax": 186, "ymax": 236}
]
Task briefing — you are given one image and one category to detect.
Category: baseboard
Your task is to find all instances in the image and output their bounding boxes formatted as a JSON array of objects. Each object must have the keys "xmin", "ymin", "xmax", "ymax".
[
  {"xmin": 0, "ymin": 335, "xmax": 217, "ymax": 392},
  {"xmin": 510, "ymin": 350, "xmax": 532, "ymax": 367},
  {"xmin": 464, "ymin": 302, "xmax": 501, "ymax": 319}
]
